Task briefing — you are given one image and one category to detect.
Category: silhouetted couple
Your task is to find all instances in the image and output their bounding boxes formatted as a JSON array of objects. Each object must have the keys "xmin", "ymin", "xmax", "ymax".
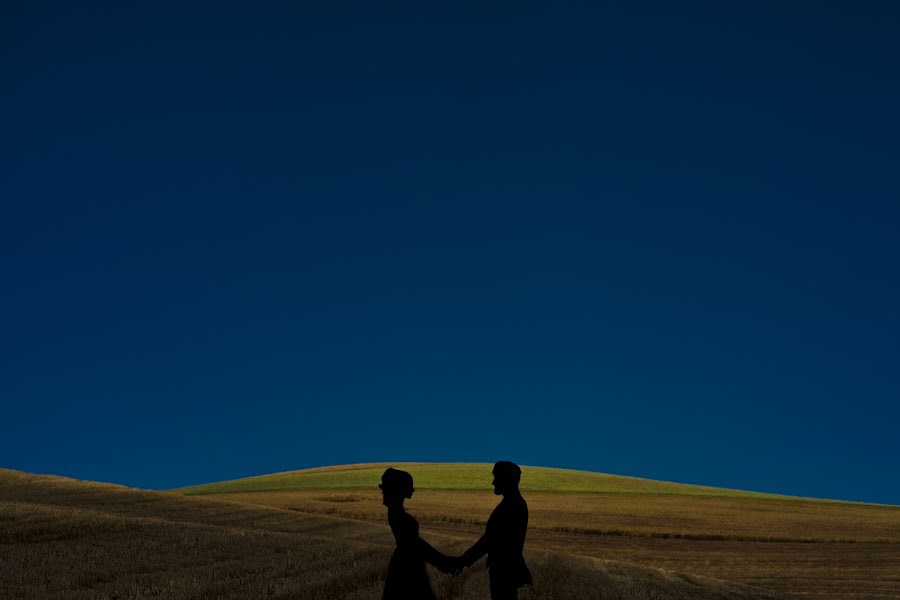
[{"xmin": 380, "ymin": 461, "xmax": 532, "ymax": 600}]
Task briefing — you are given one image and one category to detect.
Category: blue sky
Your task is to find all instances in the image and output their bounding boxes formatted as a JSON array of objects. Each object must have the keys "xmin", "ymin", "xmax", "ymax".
[{"xmin": 2, "ymin": 2, "xmax": 899, "ymax": 504}]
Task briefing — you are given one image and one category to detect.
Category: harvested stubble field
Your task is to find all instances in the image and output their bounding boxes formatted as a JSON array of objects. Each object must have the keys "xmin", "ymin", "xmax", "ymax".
[
  {"xmin": 0, "ymin": 469, "xmax": 789, "ymax": 600},
  {"xmin": 181, "ymin": 463, "xmax": 900, "ymax": 600}
]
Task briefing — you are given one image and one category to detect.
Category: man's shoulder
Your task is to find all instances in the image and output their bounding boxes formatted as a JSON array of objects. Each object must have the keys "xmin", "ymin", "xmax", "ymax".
[
  {"xmin": 495, "ymin": 494, "xmax": 527, "ymax": 515},
  {"xmin": 506, "ymin": 492, "xmax": 527, "ymax": 505}
]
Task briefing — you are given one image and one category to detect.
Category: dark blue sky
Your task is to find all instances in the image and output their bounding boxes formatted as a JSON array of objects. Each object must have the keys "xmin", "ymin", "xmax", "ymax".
[{"xmin": 2, "ymin": 2, "xmax": 899, "ymax": 503}]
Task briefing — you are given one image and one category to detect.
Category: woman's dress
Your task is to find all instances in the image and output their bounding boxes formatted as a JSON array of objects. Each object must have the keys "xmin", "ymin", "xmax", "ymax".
[{"xmin": 383, "ymin": 506, "xmax": 444, "ymax": 600}]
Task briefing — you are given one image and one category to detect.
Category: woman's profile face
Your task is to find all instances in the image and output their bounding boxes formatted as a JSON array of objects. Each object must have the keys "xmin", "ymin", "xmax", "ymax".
[{"xmin": 380, "ymin": 469, "xmax": 412, "ymax": 506}]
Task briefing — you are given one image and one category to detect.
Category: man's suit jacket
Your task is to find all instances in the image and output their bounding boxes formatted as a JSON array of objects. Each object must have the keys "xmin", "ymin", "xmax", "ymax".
[{"xmin": 463, "ymin": 492, "xmax": 532, "ymax": 588}]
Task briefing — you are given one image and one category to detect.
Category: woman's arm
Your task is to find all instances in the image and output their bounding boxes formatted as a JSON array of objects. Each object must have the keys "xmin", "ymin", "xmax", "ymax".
[{"xmin": 418, "ymin": 537, "xmax": 458, "ymax": 573}]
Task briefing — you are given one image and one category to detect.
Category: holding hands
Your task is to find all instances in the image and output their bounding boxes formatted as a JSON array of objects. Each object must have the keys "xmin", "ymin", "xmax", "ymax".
[{"xmin": 437, "ymin": 554, "xmax": 471, "ymax": 576}]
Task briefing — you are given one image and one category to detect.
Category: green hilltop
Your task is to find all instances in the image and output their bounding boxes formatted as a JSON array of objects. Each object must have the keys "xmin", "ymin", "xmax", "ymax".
[{"xmin": 176, "ymin": 462, "xmax": 798, "ymax": 500}]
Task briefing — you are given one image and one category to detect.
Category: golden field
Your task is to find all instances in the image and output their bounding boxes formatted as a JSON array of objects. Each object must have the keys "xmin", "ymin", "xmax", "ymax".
[
  {"xmin": 218, "ymin": 488, "xmax": 900, "ymax": 599},
  {"xmin": 184, "ymin": 463, "xmax": 900, "ymax": 600},
  {"xmin": 3, "ymin": 463, "xmax": 899, "ymax": 599}
]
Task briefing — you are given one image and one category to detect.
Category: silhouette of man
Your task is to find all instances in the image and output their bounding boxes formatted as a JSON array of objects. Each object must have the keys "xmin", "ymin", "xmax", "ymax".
[{"xmin": 457, "ymin": 461, "xmax": 532, "ymax": 600}]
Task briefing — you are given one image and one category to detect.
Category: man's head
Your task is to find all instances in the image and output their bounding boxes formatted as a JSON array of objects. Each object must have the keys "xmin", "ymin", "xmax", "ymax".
[
  {"xmin": 491, "ymin": 461, "xmax": 521, "ymax": 496},
  {"xmin": 379, "ymin": 468, "xmax": 414, "ymax": 506}
]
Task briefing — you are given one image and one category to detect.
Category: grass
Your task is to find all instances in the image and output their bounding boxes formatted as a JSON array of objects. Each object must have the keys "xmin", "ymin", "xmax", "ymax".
[
  {"xmin": 1, "ymin": 468, "xmax": 789, "ymax": 600},
  {"xmin": 177, "ymin": 462, "xmax": 804, "ymax": 499}
]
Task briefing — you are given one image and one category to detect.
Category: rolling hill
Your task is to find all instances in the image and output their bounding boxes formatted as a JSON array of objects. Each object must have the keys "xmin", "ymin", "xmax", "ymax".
[{"xmin": 178, "ymin": 462, "xmax": 792, "ymax": 498}]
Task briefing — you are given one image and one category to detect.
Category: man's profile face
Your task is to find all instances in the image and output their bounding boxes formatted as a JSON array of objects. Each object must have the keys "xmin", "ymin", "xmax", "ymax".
[{"xmin": 492, "ymin": 470, "xmax": 502, "ymax": 495}]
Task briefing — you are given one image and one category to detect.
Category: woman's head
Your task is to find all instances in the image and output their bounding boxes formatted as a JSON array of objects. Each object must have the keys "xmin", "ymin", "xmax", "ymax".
[{"xmin": 379, "ymin": 468, "xmax": 414, "ymax": 506}]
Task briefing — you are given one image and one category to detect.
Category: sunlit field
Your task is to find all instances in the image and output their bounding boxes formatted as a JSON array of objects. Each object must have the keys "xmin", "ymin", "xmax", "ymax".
[{"xmin": 178, "ymin": 463, "xmax": 781, "ymax": 497}]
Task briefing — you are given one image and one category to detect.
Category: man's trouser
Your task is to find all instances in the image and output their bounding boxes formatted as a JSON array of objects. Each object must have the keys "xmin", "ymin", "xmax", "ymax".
[{"xmin": 489, "ymin": 574, "xmax": 519, "ymax": 600}]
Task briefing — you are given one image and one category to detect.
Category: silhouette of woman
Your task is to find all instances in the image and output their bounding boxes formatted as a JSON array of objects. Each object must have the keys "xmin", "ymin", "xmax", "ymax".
[{"xmin": 380, "ymin": 467, "xmax": 455, "ymax": 600}]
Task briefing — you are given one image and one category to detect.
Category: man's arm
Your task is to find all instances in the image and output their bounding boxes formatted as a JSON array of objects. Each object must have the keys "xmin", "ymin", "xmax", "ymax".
[{"xmin": 461, "ymin": 533, "xmax": 489, "ymax": 566}]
